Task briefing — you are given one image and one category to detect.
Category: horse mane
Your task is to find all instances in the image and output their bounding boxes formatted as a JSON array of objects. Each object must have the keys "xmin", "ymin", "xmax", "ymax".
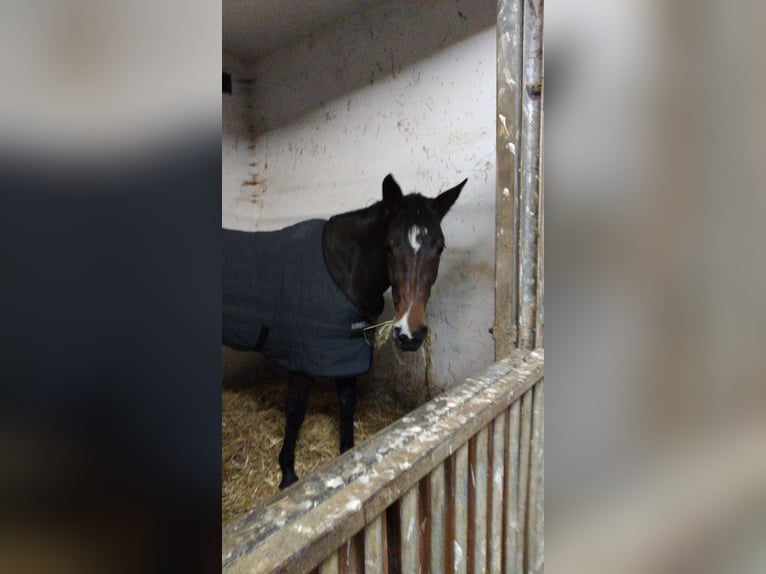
[
  {"xmin": 329, "ymin": 193, "xmax": 433, "ymax": 228},
  {"xmin": 329, "ymin": 201, "xmax": 383, "ymax": 224}
]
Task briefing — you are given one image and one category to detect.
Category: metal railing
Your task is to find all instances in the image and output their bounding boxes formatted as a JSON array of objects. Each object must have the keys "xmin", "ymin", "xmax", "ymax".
[{"xmin": 222, "ymin": 348, "xmax": 544, "ymax": 574}]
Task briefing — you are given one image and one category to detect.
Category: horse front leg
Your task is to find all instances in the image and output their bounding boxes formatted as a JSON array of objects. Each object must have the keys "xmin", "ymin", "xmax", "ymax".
[
  {"xmin": 336, "ymin": 377, "xmax": 357, "ymax": 453},
  {"xmin": 278, "ymin": 373, "xmax": 311, "ymax": 489}
]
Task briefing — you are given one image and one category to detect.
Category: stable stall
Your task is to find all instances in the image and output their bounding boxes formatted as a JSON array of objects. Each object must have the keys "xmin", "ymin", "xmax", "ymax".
[{"xmin": 222, "ymin": 0, "xmax": 544, "ymax": 571}]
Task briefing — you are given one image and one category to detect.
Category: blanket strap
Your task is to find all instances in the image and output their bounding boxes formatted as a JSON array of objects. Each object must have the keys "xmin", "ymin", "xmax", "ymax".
[{"xmin": 349, "ymin": 320, "xmax": 371, "ymax": 339}]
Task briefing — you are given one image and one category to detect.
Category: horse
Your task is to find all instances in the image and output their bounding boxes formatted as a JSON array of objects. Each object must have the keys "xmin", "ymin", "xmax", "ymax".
[{"xmin": 223, "ymin": 173, "xmax": 467, "ymax": 488}]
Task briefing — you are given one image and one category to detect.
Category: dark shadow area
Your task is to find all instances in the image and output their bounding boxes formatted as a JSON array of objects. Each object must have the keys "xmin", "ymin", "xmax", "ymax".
[
  {"xmin": 240, "ymin": 0, "xmax": 496, "ymax": 135},
  {"xmin": 0, "ymin": 130, "xmax": 222, "ymax": 574}
]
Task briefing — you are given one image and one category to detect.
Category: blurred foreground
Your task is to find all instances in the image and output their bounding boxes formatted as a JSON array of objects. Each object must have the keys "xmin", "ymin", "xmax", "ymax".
[{"xmin": 546, "ymin": 0, "xmax": 766, "ymax": 572}]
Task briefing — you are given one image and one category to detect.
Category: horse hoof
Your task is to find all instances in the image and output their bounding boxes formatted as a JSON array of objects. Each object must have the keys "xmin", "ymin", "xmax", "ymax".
[{"xmin": 279, "ymin": 474, "xmax": 298, "ymax": 490}]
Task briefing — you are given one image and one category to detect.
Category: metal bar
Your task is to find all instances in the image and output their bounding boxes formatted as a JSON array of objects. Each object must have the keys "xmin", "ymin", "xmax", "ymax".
[
  {"xmin": 489, "ymin": 411, "xmax": 507, "ymax": 573},
  {"xmin": 338, "ymin": 533, "xmax": 363, "ymax": 574},
  {"xmin": 318, "ymin": 551, "xmax": 339, "ymax": 574},
  {"xmin": 495, "ymin": 0, "xmax": 525, "ymax": 358},
  {"xmin": 535, "ymin": 51, "xmax": 544, "ymax": 349},
  {"xmin": 385, "ymin": 502, "xmax": 399, "ymax": 574},
  {"xmin": 504, "ymin": 400, "xmax": 521, "ymax": 572},
  {"xmin": 517, "ymin": 0, "xmax": 544, "ymax": 350},
  {"xmin": 526, "ymin": 381, "xmax": 544, "ymax": 573},
  {"xmin": 467, "ymin": 437, "xmax": 476, "ymax": 572},
  {"xmin": 453, "ymin": 443, "xmax": 469, "ymax": 574},
  {"xmin": 418, "ymin": 479, "xmax": 430, "ymax": 573},
  {"xmin": 430, "ymin": 463, "xmax": 446, "ymax": 573},
  {"xmin": 535, "ymin": 181, "xmax": 544, "ymax": 348},
  {"xmin": 444, "ymin": 454, "xmax": 456, "ymax": 570},
  {"xmin": 400, "ymin": 486, "xmax": 420, "ymax": 574},
  {"xmin": 515, "ymin": 388, "xmax": 534, "ymax": 572},
  {"xmin": 472, "ymin": 426, "xmax": 489, "ymax": 572},
  {"xmin": 364, "ymin": 514, "xmax": 384, "ymax": 574}
]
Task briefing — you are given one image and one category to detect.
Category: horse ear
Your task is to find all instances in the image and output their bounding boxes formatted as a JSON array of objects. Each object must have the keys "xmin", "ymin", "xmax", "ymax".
[
  {"xmin": 433, "ymin": 178, "xmax": 467, "ymax": 220},
  {"xmin": 382, "ymin": 174, "xmax": 403, "ymax": 212}
]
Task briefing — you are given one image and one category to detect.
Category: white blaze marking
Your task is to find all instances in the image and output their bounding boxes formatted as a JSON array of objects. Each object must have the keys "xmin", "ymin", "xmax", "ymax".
[
  {"xmin": 408, "ymin": 225, "xmax": 427, "ymax": 253},
  {"xmin": 393, "ymin": 303, "xmax": 413, "ymax": 339},
  {"xmin": 397, "ymin": 225, "xmax": 428, "ymax": 339}
]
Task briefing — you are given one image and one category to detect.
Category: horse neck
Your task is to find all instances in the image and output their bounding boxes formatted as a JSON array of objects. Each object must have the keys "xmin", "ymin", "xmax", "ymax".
[{"xmin": 322, "ymin": 203, "xmax": 390, "ymax": 319}]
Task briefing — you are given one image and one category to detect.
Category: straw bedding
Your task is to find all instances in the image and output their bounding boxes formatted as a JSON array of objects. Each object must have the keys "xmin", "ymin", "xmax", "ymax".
[{"xmin": 222, "ymin": 378, "xmax": 406, "ymax": 523}]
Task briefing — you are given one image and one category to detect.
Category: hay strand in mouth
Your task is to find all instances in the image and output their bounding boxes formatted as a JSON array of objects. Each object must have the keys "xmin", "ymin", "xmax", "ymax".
[
  {"xmin": 366, "ymin": 319, "xmax": 433, "ymax": 376},
  {"xmin": 364, "ymin": 320, "xmax": 393, "ymax": 350},
  {"xmin": 366, "ymin": 320, "xmax": 408, "ymax": 366}
]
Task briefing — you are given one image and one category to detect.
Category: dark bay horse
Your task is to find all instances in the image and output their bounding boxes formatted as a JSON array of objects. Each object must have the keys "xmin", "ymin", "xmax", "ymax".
[{"xmin": 223, "ymin": 174, "xmax": 466, "ymax": 488}]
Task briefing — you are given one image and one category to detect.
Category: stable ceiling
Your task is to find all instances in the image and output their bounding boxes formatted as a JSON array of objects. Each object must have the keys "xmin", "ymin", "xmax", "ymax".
[{"xmin": 223, "ymin": 0, "xmax": 390, "ymax": 61}]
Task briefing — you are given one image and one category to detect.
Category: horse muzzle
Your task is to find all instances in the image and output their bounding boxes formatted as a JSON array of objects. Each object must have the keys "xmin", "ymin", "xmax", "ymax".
[{"xmin": 393, "ymin": 324, "xmax": 428, "ymax": 351}]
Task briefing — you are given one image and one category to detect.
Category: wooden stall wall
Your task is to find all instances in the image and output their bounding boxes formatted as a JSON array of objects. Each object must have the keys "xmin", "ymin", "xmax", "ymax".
[{"xmin": 222, "ymin": 349, "xmax": 544, "ymax": 574}]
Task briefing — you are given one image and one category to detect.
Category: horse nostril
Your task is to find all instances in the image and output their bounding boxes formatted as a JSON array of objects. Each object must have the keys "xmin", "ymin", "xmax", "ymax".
[
  {"xmin": 393, "ymin": 325, "xmax": 402, "ymax": 338},
  {"xmin": 413, "ymin": 326, "xmax": 428, "ymax": 341}
]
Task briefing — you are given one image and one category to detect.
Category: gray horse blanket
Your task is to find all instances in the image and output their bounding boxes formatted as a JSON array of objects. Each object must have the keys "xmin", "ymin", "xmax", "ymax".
[{"xmin": 223, "ymin": 219, "xmax": 376, "ymax": 378}]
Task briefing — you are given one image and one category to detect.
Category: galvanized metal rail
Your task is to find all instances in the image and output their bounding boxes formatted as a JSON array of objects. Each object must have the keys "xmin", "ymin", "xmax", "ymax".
[
  {"xmin": 495, "ymin": 0, "xmax": 544, "ymax": 356},
  {"xmin": 222, "ymin": 348, "xmax": 544, "ymax": 574}
]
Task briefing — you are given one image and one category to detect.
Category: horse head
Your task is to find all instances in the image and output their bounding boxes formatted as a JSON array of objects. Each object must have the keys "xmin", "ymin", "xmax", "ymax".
[{"xmin": 381, "ymin": 174, "xmax": 467, "ymax": 351}]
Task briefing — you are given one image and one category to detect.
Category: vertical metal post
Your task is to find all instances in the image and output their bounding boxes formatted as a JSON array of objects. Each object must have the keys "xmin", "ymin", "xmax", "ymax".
[
  {"xmin": 430, "ymin": 463, "xmax": 447, "ymax": 572},
  {"xmin": 495, "ymin": 0, "xmax": 544, "ymax": 353},
  {"xmin": 496, "ymin": 0, "xmax": 544, "ymax": 567},
  {"xmin": 471, "ymin": 427, "xmax": 490, "ymax": 572},
  {"xmin": 503, "ymin": 401, "xmax": 521, "ymax": 572},
  {"xmin": 453, "ymin": 444, "xmax": 469, "ymax": 574},
  {"xmin": 515, "ymin": 388, "xmax": 533, "ymax": 573},
  {"xmin": 526, "ymin": 380, "xmax": 545, "ymax": 573},
  {"xmin": 489, "ymin": 412, "xmax": 507, "ymax": 573},
  {"xmin": 401, "ymin": 486, "xmax": 420, "ymax": 574},
  {"xmin": 495, "ymin": 0, "xmax": 524, "ymax": 359},
  {"xmin": 536, "ymin": 67, "xmax": 545, "ymax": 349},
  {"xmin": 364, "ymin": 514, "xmax": 384, "ymax": 574},
  {"xmin": 517, "ymin": 0, "xmax": 544, "ymax": 350}
]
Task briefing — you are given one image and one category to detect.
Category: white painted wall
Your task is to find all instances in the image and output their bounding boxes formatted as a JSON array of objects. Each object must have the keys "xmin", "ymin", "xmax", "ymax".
[{"xmin": 222, "ymin": 0, "xmax": 496, "ymax": 407}]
